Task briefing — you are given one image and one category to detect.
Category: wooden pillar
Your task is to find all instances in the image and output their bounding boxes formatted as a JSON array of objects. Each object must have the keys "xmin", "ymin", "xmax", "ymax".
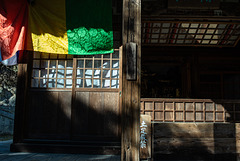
[
  {"xmin": 121, "ymin": 0, "xmax": 141, "ymax": 160},
  {"xmin": 12, "ymin": 51, "xmax": 32, "ymax": 144}
]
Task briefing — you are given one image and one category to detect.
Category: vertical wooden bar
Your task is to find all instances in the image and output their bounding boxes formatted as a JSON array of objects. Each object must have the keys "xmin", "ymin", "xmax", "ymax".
[
  {"xmin": 70, "ymin": 57, "xmax": 77, "ymax": 140},
  {"xmin": 101, "ymin": 54, "xmax": 104, "ymax": 88},
  {"xmin": 213, "ymin": 102, "xmax": 216, "ymax": 122},
  {"xmin": 173, "ymin": 102, "xmax": 175, "ymax": 122},
  {"xmin": 92, "ymin": 56, "xmax": 94, "ymax": 88},
  {"xmin": 83, "ymin": 58, "xmax": 86, "ymax": 88},
  {"xmin": 182, "ymin": 102, "xmax": 185, "ymax": 122},
  {"xmin": 203, "ymin": 102, "xmax": 206, "ymax": 122},
  {"xmin": 56, "ymin": 60, "xmax": 59, "ymax": 88},
  {"xmin": 153, "ymin": 101, "xmax": 155, "ymax": 121},
  {"xmin": 122, "ymin": 0, "xmax": 141, "ymax": 160},
  {"xmin": 193, "ymin": 102, "xmax": 196, "ymax": 122},
  {"xmin": 163, "ymin": 101, "xmax": 165, "ymax": 122}
]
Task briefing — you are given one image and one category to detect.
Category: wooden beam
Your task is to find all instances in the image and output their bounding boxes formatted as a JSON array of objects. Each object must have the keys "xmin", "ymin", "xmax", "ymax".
[{"xmin": 122, "ymin": 0, "xmax": 141, "ymax": 160}]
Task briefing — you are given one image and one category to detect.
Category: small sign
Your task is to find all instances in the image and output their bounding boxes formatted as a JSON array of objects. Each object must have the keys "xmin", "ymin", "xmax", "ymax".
[
  {"xmin": 168, "ymin": 0, "xmax": 220, "ymax": 9},
  {"xmin": 140, "ymin": 115, "xmax": 151, "ymax": 159},
  {"xmin": 126, "ymin": 42, "xmax": 137, "ymax": 81}
]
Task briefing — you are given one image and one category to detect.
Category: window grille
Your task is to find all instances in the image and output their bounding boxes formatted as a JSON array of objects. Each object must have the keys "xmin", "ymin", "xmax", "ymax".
[
  {"xmin": 142, "ymin": 20, "xmax": 240, "ymax": 47},
  {"xmin": 31, "ymin": 51, "xmax": 120, "ymax": 89},
  {"xmin": 31, "ymin": 53, "xmax": 73, "ymax": 88},
  {"xmin": 76, "ymin": 51, "xmax": 120, "ymax": 89}
]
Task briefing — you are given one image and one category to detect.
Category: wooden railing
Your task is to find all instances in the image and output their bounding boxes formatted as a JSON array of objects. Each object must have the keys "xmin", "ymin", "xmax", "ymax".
[{"xmin": 141, "ymin": 98, "xmax": 240, "ymax": 122}]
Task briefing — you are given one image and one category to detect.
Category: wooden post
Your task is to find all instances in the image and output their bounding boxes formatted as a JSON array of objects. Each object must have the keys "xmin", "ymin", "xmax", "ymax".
[
  {"xmin": 12, "ymin": 51, "xmax": 32, "ymax": 144},
  {"xmin": 122, "ymin": 0, "xmax": 141, "ymax": 160}
]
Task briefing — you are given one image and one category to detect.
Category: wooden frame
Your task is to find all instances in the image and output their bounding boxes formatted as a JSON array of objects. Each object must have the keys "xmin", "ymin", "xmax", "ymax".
[
  {"xmin": 141, "ymin": 98, "xmax": 240, "ymax": 123},
  {"xmin": 31, "ymin": 50, "xmax": 121, "ymax": 90},
  {"xmin": 142, "ymin": 19, "xmax": 240, "ymax": 47},
  {"xmin": 12, "ymin": 49, "xmax": 123, "ymax": 154}
]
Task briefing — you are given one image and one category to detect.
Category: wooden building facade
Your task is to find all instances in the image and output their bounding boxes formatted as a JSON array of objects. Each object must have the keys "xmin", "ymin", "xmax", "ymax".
[{"xmin": 11, "ymin": 0, "xmax": 240, "ymax": 161}]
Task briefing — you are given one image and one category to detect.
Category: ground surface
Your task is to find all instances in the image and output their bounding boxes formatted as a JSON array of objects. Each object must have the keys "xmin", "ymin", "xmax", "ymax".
[{"xmin": 0, "ymin": 140, "xmax": 120, "ymax": 161}]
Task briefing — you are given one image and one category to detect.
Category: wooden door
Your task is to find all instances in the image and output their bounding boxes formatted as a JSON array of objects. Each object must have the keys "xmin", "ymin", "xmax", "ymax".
[
  {"xmin": 71, "ymin": 50, "xmax": 122, "ymax": 144},
  {"xmin": 23, "ymin": 49, "xmax": 122, "ymax": 146}
]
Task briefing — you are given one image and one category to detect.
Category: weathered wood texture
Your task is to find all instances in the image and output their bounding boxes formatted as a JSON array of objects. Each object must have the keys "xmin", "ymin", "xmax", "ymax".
[
  {"xmin": 72, "ymin": 92, "xmax": 120, "ymax": 142},
  {"xmin": 12, "ymin": 51, "xmax": 122, "ymax": 154},
  {"xmin": 13, "ymin": 51, "xmax": 32, "ymax": 143},
  {"xmin": 22, "ymin": 90, "xmax": 121, "ymax": 142},
  {"xmin": 26, "ymin": 91, "xmax": 72, "ymax": 140},
  {"xmin": 122, "ymin": 0, "xmax": 141, "ymax": 160},
  {"xmin": 153, "ymin": 123, "xmax": 240, "ymax": 160},
  {"xmin": 141, "ymin": 98, "xmax": 240, "ymax": 123},
  {"xmin": 126, "ymin": 42, "xmax": 137, "ymax": 80}
]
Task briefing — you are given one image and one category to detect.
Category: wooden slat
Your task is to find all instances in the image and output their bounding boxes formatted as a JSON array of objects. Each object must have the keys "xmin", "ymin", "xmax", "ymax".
[
  {"xmin": 153, "ymin": 123, "xmax": 240, "ymax": 157},
  {"xmin": 103, "ymin": 92, "xmax": 120, "ymax": 137},
  {"xmin": 72, "ymin": 92, "xmax": 90, "ymax": 136}
]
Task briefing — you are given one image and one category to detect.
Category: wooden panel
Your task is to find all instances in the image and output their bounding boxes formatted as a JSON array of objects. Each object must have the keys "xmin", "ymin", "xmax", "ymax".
[
  {"xmin": 153, "ymin": 123, "xmax": 240, "ymax": 160},
  {"xmin": 154, "ymin": 123, "xmax": 214, "ymax": 138},
  {"xmin": 72, "ymin": 91, "xmax": 120, "ymax": 142},
  {"xmin": 103, "ymin": 92, "xmax": 120, "ymax": 136},
  {"xmin": 89, "ymin": 92, "xmax": 104, "ymax": 135},
  {"xmin": 72, "ymin": 92, "xmax": 89, "ymax": 136},
  {"xmin": 26, "ymin": 91, "xmax": 71, "ymax": 139},
  {"xmin": 141, "ymin": 98, "xmax": 240, "ymax": 122}
]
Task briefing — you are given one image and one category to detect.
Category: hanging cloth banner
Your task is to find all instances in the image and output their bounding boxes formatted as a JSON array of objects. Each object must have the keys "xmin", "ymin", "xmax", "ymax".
[
  {"xmin": 0, "ymin": 0, "xmax": 28, "ymax": 64},
  {"xmin": 0, "ymin": 0, "xmax": 113, "ymax": 64}
]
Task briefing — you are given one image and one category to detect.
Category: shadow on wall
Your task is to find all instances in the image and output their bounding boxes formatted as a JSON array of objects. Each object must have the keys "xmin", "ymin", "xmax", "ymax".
[
  {"xmin": 153, "ymin": 100, "xmax": 239, "ymax": 161},
  {"xmin": 12, "ymin": 88, "xmax": 129, "ymax": 154}
]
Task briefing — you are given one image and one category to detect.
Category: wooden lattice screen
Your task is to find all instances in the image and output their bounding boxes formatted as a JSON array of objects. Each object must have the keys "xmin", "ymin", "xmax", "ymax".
[
  {"xmin": 31, "ymin": 51, "xmax": 121, "ymax": 89},
  {"xmin": 142, "ymin": 20, "xmax": 240, "ymax": 47},
  {"xmin": 141, "ymin": 98, "xmax": 240, "ymax": 122}
]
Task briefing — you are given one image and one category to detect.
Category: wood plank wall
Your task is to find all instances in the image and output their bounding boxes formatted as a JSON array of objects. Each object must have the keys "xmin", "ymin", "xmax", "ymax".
[{"xmin": 153, "ymin": 123, "xmax": 240, "ymax": 160}]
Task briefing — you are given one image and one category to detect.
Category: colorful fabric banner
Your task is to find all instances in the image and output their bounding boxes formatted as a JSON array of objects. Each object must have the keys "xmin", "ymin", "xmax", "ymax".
[
  {"xmin": 0, "ymin": 0, "xmax": 28, "ymax": 64},
  {"xmin": 0, "ymin": 0, "xmax": 113, "ymax": 65}
]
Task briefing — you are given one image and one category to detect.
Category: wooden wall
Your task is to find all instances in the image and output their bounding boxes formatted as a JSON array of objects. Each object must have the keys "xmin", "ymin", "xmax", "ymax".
[
  {"xmin": 24, "ymin": 90, "xmax": 121, "ymax": 143},
  {"xmin": 26, "ymin": 91, "xmax": 72, "ymax": 140},
  {"xmin": 153, "ymin": 123, "xmax": 240, "ymax": 160},
  {"xmin": 72, "ymin": 91, "xmax": 120, "ymax": 142}
]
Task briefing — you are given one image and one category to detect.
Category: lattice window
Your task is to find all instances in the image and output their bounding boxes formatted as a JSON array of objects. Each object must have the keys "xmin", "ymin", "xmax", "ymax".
[
  {"xmin": 141, "ymin": 99, "xmax": 240, "ymax": 123},
  {"xmin": 142, "ymin": 20, "xmax": 240, "ymax": 47},
  {"xmin": 76, "ymin": 51, "xmax": 120, "ymax": 89},
  {"xmin": 31, "ymin": 53, "xmax": 73, "ymax": 88},
  {"xmin": 31, "ymin": 51, "xmax": 121, "ymax": 89}
]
